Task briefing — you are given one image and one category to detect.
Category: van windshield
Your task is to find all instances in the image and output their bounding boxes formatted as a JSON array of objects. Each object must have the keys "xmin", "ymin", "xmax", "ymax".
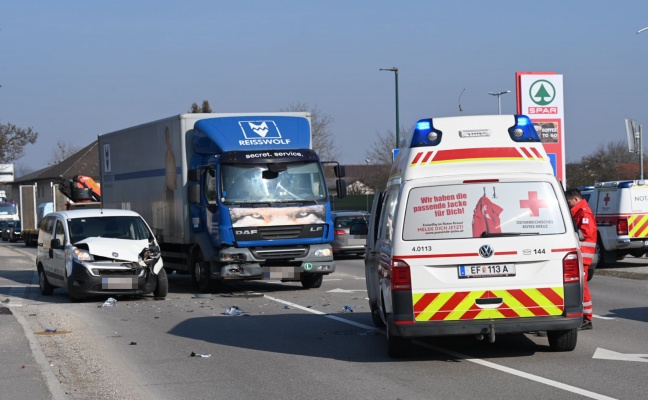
[
  {"xmin": 403, "ymin": 182, "xmax": 566, "ymax": 240},
  {"xmin": 68, "ymin": 216, "xmax": 152, "ymax": 243}
]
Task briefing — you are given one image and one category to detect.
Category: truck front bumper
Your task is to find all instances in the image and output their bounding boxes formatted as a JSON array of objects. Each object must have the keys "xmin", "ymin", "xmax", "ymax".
[{"xmin": 212, "ymin": 244, "xmax": 335, "ymax": 281}]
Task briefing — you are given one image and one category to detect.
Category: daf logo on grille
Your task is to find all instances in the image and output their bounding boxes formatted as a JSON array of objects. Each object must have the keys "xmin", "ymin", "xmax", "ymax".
[{"xmin": 479, "ymin": 245, "xmax": 494, "ymax": 258}]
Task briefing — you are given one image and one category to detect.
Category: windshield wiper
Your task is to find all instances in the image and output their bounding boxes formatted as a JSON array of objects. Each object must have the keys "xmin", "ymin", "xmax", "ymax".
[{"xmin": 480, "ymin": 231, "xmax": 539, "ymax": 237}]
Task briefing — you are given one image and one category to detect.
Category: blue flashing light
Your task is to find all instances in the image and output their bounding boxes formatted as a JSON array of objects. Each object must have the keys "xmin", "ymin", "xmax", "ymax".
[
  {"xmin": 410, "ymin": 118, "xmax": 443, "ymax": 147},
  {"xmin": 508, "ymin": 115, "xmax": 540, "ymax": 142}
]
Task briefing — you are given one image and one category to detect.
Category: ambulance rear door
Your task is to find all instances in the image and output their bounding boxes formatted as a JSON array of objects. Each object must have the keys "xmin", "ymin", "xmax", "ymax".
[{"xmin": 396, "ymin": 175, "xmax": 577, "ymax": 323}]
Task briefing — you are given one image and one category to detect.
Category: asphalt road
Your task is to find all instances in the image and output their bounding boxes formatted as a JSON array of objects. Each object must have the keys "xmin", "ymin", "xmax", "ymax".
[{"xmin": 1, "ymin": 242, "xmax": 647, "ymax": 400}]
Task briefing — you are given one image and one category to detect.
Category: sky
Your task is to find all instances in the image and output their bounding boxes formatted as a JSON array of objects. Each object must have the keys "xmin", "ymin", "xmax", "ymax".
[{"xmin": 3, "ymin": 0, "xmax": 648, "ymax": 176}]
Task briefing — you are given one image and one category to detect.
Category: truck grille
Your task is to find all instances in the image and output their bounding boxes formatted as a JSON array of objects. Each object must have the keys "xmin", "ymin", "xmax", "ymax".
[
  {"xmin": 257, "ymin": 225, "xmax": 303, "ymax": 239},
  {"xmin": 252, "ymin": 246, "xmax": 308, "ymax": 259}
]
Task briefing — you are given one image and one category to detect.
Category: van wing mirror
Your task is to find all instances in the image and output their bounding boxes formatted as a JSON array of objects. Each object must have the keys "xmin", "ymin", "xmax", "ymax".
[{"xmin": 50, "ymin": 238, "xmax": 62, "ymax": 249}]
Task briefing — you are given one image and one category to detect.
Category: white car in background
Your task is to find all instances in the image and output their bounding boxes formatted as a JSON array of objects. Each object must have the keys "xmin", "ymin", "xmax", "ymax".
[{"xmin": 36, "ymin": 209, "xmax": 167, "ymax": 302}]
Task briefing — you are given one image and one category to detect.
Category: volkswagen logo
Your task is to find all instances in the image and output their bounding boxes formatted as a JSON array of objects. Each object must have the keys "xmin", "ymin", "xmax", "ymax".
[{"xmin": 479, "ymin": 245, "xmax": 494, "ymax": 258}]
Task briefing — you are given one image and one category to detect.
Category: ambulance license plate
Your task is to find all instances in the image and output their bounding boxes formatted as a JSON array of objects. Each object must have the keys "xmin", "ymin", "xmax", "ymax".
[{"xmin": 458, "ymin": 264, "xmax": 515, "ymax": 279}]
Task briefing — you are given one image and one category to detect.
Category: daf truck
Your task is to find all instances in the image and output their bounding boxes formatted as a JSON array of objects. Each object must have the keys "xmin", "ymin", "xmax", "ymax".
[{"xmin": 99, "ymin": 113, "xmax": 345, "ymax": 292}]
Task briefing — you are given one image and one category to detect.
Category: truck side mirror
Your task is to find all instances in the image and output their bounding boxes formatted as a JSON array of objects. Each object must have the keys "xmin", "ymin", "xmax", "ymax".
[
  {"xmin": 334, "ymin": 165, "xmax": 346, "ymax": 178},
  {"xmin": 188, "ymin": 183, "xmax": 201, "ymax": 204},
  {"xmin": 336, "ymin": 179, "xmax": 347, "ymax": 198}
]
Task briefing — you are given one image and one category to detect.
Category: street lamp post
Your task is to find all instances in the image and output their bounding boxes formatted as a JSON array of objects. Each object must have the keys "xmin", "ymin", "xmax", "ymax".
[
  {"xmin": 380, "ymin": 67, "xmax": 400, "ymax": 149},
  {"xmin": 488, "ymin": 90, "xmax": 511, "ymax": 115},
  {"xmin": 365, "ymin": 159, "xmax": 371, "ymax": 211}
]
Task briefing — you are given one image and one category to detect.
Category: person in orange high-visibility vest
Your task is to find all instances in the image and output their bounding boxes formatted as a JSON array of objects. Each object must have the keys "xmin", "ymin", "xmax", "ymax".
[{"xmin": 566, "ymin": 188, "xmax": 596, "ymax": 330}]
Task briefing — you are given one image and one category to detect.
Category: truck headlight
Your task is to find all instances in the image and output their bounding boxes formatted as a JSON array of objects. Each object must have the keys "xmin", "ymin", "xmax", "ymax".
[{"xmin": 314, "ymin": 248, "xmax": 332, "ymax": 257}]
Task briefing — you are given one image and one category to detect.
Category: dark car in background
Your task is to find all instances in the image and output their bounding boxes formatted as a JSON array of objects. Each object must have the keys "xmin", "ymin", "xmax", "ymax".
[
  {"xmin": 8, "ymin": 220, "xmax": 21, "ymax": 242},
  {"xmin": 331, "ymin": 210, "xmax": 369, "ymax": 258}
]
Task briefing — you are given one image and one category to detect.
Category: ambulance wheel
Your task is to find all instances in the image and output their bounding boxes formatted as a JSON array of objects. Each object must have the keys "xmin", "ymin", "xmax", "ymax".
[
  {"xmin": 547, "ymin": 329, "xmax": 577, "ymax": 352},
  {"xmin": 192, "ymin": 253, "xmax": 212, "ymax": 293},
  {"xmin": 300, "ymin": 274, "xmax": 323, "ymax": 289},
  {"xmin": 587, "ymin": 266, "xmax": 595, "ymax": 281},
  {"xmin": 387, "ymin": 325, "xmax": 411, "ymax": 358},
  {"xmin": 370, "ymin": 305, "xmax": 385, "ymax": 328},
  {"xmin": 153, "ymin": 268, "xmax": 168, "ymax": 298}
]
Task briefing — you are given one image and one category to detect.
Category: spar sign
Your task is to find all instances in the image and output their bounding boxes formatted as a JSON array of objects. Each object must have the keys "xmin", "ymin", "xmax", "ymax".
[{"xmin": 516, "ymin": 72, "xmax": 566, "ymax": 187}]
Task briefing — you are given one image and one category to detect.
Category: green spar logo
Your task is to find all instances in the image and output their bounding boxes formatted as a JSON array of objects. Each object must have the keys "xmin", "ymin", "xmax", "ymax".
[{"xmin": 529, "ymin": 79, "xmax": 556, "ymax": 106}]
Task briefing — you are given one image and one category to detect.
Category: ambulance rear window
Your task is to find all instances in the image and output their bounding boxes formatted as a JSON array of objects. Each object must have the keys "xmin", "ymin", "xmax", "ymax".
[{"xmin": 402, "ymin": 182, "xmax": 566, "ymax": 240}]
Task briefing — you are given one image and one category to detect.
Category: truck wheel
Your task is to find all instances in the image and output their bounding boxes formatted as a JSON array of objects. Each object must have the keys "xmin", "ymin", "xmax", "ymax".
[
  {"xmin": 387, "ymin": 324, "xmax": 411, "ymax": 358},
  {"xmin": 154, "ymin": 268, "xmax": 168, "ymax": 298},
  {"xmin": 547, "ymin": 329, "xmax": 577, "ymax": 352},
  {"xmin": 192, "ymin": 253, "xmax": 212, "ymax": 293},
  {"xmin": 38, "ymin": 268, "xmax": 54, "ymax": 296},
  {"xmin": 300, "ymin": 274, "xmax": 323, "ymax": 289}
]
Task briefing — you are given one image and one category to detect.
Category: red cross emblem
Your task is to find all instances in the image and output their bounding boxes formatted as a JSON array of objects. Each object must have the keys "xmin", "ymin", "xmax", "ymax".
[
  {"xmin": 520, "ymin": 191, "xmax": 548, "ymax": 217},
  {"xmin": 604, "ymin": 193, "xmax": 610, "ymax": 206}
]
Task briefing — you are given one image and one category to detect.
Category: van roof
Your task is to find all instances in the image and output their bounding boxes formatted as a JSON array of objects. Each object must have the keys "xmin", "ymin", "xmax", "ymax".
[
  {"xmin": 389, "ymin": 115, "xmax": 553, "ymax": 185},
  {"xmin": 46, "ymin": 209, "xmax": 143, "ymax": 220}
]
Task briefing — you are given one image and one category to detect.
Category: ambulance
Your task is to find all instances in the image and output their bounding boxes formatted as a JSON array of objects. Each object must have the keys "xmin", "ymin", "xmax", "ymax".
[
  {"xmin": 364, "ymin": 115, "xmax": 583, "ymax": 358},
  {"xmin": 587, "ymin": 180, "xmax": 648, "ymax": 268}
]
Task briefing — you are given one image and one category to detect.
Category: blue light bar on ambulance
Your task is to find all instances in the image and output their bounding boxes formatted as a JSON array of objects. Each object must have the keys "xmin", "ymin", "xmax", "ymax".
[
  {"xmin": 508, "ymin": 115, "xmax": 541, "ymax": 142},
  {"xmin": 410, "ymin": 118, "xmax": 443, "ymax": 147}
]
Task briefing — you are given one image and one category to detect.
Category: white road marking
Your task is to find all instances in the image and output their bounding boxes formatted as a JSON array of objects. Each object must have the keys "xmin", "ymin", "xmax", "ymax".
[
  {"xmin": 326, "ymin": 288, "xmax": 367, "ymax": 293},
  {"xmin": 593, "ymin": 315, "xmax": 615, "ymax": 320},
  {"xmin": 593, "ymin": 348, "xmax": 648, "ymax": 363},
  {"xmin": 264, "ymin": 294, "xmax": 619, "ymax": 400}
]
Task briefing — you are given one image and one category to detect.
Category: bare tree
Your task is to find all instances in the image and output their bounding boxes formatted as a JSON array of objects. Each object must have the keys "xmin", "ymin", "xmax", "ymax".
[
  {"xmin": 566, "ymin": 140, "xmax": 639, "ymax": 188},
  {"xmin": 189, "ymin": 100, "xmax": 213, "ymax": 113},
  {"xmin": 280, "ymin": 102, "xmax": 339, "ymax": 162},
  {"xmin": 49, "ymin": 140, "xmax": 81, "ymax": 165},
  {"xmin": 0, "ymin": 122, "xmax": 38, "ymax": 164},
  {"xmin": 363, "ymin": 126, "xmax": 410, "ymax": 191}
]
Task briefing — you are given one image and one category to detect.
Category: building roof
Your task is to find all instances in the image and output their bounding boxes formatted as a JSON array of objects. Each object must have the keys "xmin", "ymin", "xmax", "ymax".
[{"xmin": 13, "ymin": 141, "xmax": 99, "ymax": 184}]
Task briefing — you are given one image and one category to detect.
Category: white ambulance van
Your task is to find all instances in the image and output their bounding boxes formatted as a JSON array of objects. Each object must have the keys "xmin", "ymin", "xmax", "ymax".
[
  {"xmin": 587, "ymin": 180, "xmax": 648, "ymax": 267},
  {"xmin": 365, "ymin": 115, "xmax": 583, "ymax": 358}
]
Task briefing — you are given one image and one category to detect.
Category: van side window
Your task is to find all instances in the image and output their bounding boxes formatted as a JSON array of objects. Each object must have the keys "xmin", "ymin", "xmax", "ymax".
[
  {"xmin": 40, "ymin": 216, "xmax": 55, "ymax": 245},
  {"xmin": 377, "ymin": 189, "xmax": 398, "ymax": 244},
  {"xmin": 54, "ymin": 220, "xmax": 65, "ymax": 244}
]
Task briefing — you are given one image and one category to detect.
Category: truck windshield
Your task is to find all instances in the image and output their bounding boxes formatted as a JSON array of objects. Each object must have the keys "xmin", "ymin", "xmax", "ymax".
[
  {"xmin": 0, "ymin": 203, "xmax": 18, "ymax": 216},
  {"xmin": 221, "ymin": 162, "xmax": 327, "ymax": 205}
]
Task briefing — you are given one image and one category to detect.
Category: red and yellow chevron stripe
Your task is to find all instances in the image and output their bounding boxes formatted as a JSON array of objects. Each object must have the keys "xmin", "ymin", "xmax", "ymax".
[
  {"xmin": 629, "ymin": 214, "xmax": 648, "ymax": 238},
  {"xmin": 410, "ymin": 147, "xmax": 544, "ymax": 167},
  {"xmin": 412, "ymin": 287, "xmax": 564, "ymax": 321}
]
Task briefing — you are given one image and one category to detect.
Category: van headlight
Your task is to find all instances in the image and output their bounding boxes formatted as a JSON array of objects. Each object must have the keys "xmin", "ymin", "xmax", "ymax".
[{"xmin": 72, "ymin": 247, "xmax": 94, "ymax": 262}]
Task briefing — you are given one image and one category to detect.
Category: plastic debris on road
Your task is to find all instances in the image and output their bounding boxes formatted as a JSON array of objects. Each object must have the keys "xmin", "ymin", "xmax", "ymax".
[
  {"xmin": 223, "ymin": 306, "xmax": 243, "ymax": 316},
  {"xmin": 101, "ymin": 297, "xmax": 117, "ymax": 307},
  {"xmin": 342, "ymin": 305, "xmax": 354, "ymax": 312},
  {"xmin": 44, "ymin": 328, "xmax": 57, "ymax": 333},
  {"xmin": 190, "ymin": 352, "xmax": 212, "ymax": 358},
  {"xmin": 284, "ymin": 305, "xmax": 291, "ymax": 309}
]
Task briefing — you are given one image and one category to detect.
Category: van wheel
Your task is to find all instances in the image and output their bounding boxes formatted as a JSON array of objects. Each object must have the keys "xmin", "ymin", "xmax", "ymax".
[
  {"xmin": 154, "ymin": 268, "xmax": 168, "ymax": 298},
  {"xmin": 300, "ymin": 274, "xmax": 323, "ymax": 289},
  {"xmin": 547, "ymin": 329, "xmax": 577, "ymax": 352},
  {"xmin": 369, "ymin": 302, "xmax": 385, "ymax": 328},
  {"xmin": 192, "ymin": 253, "xmax": 212, "ymax": 293},
  {"xmin": 38, "ymin": 268, "xmax": 54, "ymax": 296},
  {"xmin": 387, "ymin": 324, "xmax": 411, "ymax": 358}
]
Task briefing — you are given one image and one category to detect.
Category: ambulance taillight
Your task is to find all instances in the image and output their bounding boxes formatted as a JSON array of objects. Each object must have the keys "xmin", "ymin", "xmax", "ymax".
[
  {"xmin": 617, "ymin": 218, "xmax": 629, "ymax": 235},
  {"xmin": 562, "ymin": 252, "xmax": 580, "ymax": 283},
  {"xmin": 391, "ymin": 259, "xmax": 411, "ymax": 291}
]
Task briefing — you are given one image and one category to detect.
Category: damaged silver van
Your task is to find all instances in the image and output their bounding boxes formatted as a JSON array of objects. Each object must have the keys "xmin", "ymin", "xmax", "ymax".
[{"xmin": 36, "ymin": 209, "xmax": 167, "ymax": 301}]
